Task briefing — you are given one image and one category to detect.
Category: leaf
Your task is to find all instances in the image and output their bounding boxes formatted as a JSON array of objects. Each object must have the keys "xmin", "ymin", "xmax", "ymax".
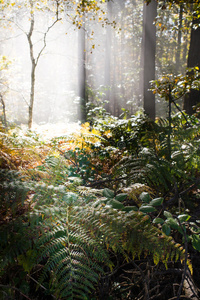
[
  {"xmin": 153, "ymin": 253, "xmax": 160, "ymax": 265},
  {"xmin": 139, "ymin": 192, "xmax": 151, "ymax": 203},
  {"xmin": 17, "ymin": 250, "xmax": 37, "ymax": 273},
  {"xmin": 115, "ymin": 193, "xmax": 127, "ymax": 202},
  {"xmin": 178, "ymin": 214, "xmax": 191, "ymax": 222},
  {"xmin": 103, "ymin": 188, "xmax": 115, "ymax": 199},
  {"xmin": 163, "ymin": 211, "xmax": 172, "ymax": 218},
  {"xmin": 149, "ymin": 197, "xmax": 163, "ymax": 207},
  {"xmin": 166, "ymin": 218, "xmax": 179, "ymax": 230},
  {"xmin": 139, "ymin": 205, "xmax": 156, "ymax": 213},
  {"xmin": 63, "ymin": 192, "xmax": 78, "ymax": 204},
  {"xmin": 192, "ymin": 235, "xmax": 200, "ymax": 251},
  {"xmin": 162, "ymin": 223, "xmax": 171, "ymax": 236},
  {"xmin": 107, "ymin": 199, "xmax": 124, "ymax": 210},
  {"xmin": 153, "ymin": 217, "xmax": 164, "ymax": 225},
  {"xmin": 122, "ymin": 206, "xmax": 138, "ymax": 212}
]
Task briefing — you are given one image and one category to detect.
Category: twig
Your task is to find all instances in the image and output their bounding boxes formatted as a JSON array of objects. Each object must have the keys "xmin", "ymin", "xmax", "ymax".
[
  {"xmin": 27, "ymin": 275, "xmax": 57, "ymax": 299},
  {"xmin": 164, "ymin": 177, "xmax": 200, "ymax": 208},
  {"xmin": 174, "ymin": 216, "xmax": 199, "ymax": 299},
  {"xmin": 172, "ymin": 99, "xmax": 190, "ymax": 125},
  {"xmin": 0, "ymin": 284, "xmax": 32, "ymax": 300},
  {"xmin": 35, "ymin": 16, "xmax": 62, "ymax": 67},
  {"xmin": 176, "ymin": 217, "xmax": 188, "ymax": 300},
  {"xmin": 131, "ymin": 260, "xmax": 150, "ymax": 300},
  {"xmin": 166, "ymin": 296, "xmax": 192, "ymax": 300}
]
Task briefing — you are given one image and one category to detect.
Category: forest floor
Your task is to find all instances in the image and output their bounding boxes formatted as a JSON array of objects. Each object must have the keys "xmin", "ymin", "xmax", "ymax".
[{"xmin": 32, "ymin": 122, "xmax": 80, "ymax": 140}]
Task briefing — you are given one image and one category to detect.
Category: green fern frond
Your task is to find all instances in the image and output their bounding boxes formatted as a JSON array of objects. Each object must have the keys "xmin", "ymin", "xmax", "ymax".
[
  {"xmin": 37, "ymin": 214, "xmax": 112, "ymax": 299},
  {"xmin": 123, "ymin": 183, "xmax": 153, "ymax": 204},
  {"xmin": 116, "ymin": 149, "xmax": 173, "ymax": 191},
  {"xmin": 35, "ymin": 186, "xmax": 191, "ymax": 299}
]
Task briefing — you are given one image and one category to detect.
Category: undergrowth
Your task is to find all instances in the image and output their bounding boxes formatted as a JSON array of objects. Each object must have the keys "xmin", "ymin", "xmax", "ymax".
[{"xmin": 1, "ymin": 113, "xmax": 200, "ymax": 299}]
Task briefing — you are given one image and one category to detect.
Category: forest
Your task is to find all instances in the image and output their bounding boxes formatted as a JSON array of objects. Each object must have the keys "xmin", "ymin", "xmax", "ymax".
[{"xmin": 1, "ymin": 0, "xmax": 200, "ymax": 299}]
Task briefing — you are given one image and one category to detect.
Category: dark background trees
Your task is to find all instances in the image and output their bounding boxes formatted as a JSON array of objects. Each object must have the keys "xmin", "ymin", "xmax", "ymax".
[{"xmin": 184, "ymin": 8, "xmax": 200, "ymax": 114}]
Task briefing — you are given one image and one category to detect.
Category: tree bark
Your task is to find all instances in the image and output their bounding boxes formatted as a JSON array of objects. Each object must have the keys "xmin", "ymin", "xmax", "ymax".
[
  {"xmin": 26, "ymin": 0, "xmax": 61, "ymax": 129},
  {"xmin": 0, "ymin": 94, "xmax": 7, "ymax": 129},
  {"xmin": 176, "ymin": 4, "xmax": 183, "ymax": 74},
  {"xmin": 142, "ymin": 0, "xmax": 157, "ymax": 120},
  {"xmin": 27, "ymin": 0, "xmax": 35, "ymax": 130},
  {"xmin": 78, "ymin": 20, "xmax": 87, "ymax": 123},
  {"xmin": 183, "ymin": 13, "xmax": 200, "ymax": 115},
  {"xmin": 104, "ymin": 0, "xmax": 112, "ymax": 114}
]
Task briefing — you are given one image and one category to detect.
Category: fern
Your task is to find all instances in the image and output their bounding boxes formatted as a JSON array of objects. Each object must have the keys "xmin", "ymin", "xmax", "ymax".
[
  {"xmin": 116, "ymin": 148, "xmax": 174, "ymax": 192},
  {"xmin": 115, "ymin": 114, "xmax": 200, "ymax": 194},
  {"xmin": 38, "ymin": 209, "xmax": 111, "ymax": 299},
  {"xmin": 0, "ymin": 169, "xmax": 38, "ymax": 280},
  {"xmin": 36, "ymin": 197, "xmax": 189, "ymax": 299}
]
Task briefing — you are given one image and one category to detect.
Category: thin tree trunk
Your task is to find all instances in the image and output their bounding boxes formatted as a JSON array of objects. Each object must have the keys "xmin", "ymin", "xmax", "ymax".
[
  {"xmin": 0, "ymin": 94, "xmax": 7, "ymax": 129},
  {"xmin": 27, "ymin": 0, "xmax": 35, "ymax": 130},
  {"xmin": 104, "ymin": 0, "xmax": 112, "ymax": 113},
  {"xmin": 78, "ymin": 19, "xmax": 86, "ymax": 123},
  {"xmin": 26, "ymin": 0, "xmax": 61, "ymax": 129},
  {"xmin": 176, "ymin": 5, "xmax": 183, "ymax": 73}
]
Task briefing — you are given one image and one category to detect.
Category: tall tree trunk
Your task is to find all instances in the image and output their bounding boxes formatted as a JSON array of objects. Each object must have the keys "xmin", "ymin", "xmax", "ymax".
[
  {"xmin": 104, "ymin": 0, "xmax": 112, "ymax": 113},
  {"xmin": 27, "ymin": 0, "xmax": 35, "ymax": 129},
  {"xmin": 183, "ymin": 13, "xmax": 200, "ymax": 115},
  {"xmin": 176, "ymin": 5, "xmax": 183, "ymax": 73},
  {"xmin": 26, "ymin": 0, "xmax": 60, "ymax": 129},
  {"xmin": 78, "ymin": 20, "xmax": 86, "ymax": 123},
  {"xmin": 142, "ymin": 0, "xmax": 157, "ymax": 120}
]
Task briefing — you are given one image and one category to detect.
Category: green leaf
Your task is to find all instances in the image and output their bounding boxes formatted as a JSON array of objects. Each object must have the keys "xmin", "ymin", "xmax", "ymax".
[
  {"xmin": 107, "ymin": 199, "xmax": 124, "ymax": 209},
  {"xmin": 166, "ymin": 218, "xmax": 179, "ymax": 230},
  {"xmin": 153, "ymin": 217, "xmax": 164, "ymax": 225},
  {"xmin": 115, "ymin": 193, "xmax": 127, "ymax": 202},
  {"xmin": 162, "ymin": 223, "xmax": 171, "ymax": 236},
  {"xmin": 149, "ymin": 197, "xmax": 163, "ymax": 207},
  {"xmin": 17, "ymin": 250, "xmax": 37, "ymax": 273},
  {"xmin": 63, "ymin": 192, "xmax": 78, "ymax": 204},
  {"xmin": 122, "ymin": 206, "xmax": 138, "ymax": 212},
  {"xmin": 192, "ymin": 234, "xmax": 200, "ymax": 251},
  {"xmin": 178, "ymin": 214, "xmax": 191, "ymax": 223},
  {"xmin": 163, "ymin": 211, "xmax": 172, "ymax": 218},
  {"xmin": 139, "ymin": 205, "xmax": 156, "ymax": 213},
  {"xmin": 139, "ymin": 192, "xmax": 151, "ymax": 203},
  {"xmin": 103, "ymin": 188, "xmax": 115, "ymax": 199}
]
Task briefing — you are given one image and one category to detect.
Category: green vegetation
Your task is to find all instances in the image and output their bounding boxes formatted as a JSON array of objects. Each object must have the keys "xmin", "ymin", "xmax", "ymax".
[
  {"xmin": 0, "ymin": 0, "xmax": 200, "ymax": 299},
  {"xmin": 1, "ymin": 106, "xmax": 200, "ymax": 299}
]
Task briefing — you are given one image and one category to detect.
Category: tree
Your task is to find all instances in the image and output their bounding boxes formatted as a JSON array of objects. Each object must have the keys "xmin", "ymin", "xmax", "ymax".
[
  {"xmin": 184, "ymin": 12, "xmax": 200, "ymax": 115},
  {"xmin": 104, "ymin": 0, "xmax": 112, "ymax": 114},
  {"xmin": 0, "ymin": 55, "xmax": 11, "ymax": 129},
  {"xmin": 0, "ymin": 0, "xmax": 62, "ymax": 129},
  {"xmin": 77, "ymin": 19, "xmax": 87, "ymax": 123},
  {"xmin": 26, "ymin": 0, "xmax": 61, "ymax": 129},
  {"xmin": 142, "ymin": 0, "xmax": 157, "ymax": 120},
  {"xmin": 175, "ymin": 4, "xmax": 183, "ymax": 73}
]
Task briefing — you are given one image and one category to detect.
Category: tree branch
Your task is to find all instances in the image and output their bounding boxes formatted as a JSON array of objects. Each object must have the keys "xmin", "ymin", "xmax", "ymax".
[{"xmin": 35, "ymin": 5, "xmax": 62, "ymax": 66}]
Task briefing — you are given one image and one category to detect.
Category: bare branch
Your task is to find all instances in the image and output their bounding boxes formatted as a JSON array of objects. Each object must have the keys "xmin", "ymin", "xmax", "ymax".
[{"xmin": 35, "ymin": 3, "xmax": 62, "ymax": 66}]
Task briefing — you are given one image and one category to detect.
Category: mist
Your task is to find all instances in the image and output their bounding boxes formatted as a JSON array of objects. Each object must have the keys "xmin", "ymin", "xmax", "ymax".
[{"xmin": 0, "ymin": 0, "xmax": 144, "ymax": 128}]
